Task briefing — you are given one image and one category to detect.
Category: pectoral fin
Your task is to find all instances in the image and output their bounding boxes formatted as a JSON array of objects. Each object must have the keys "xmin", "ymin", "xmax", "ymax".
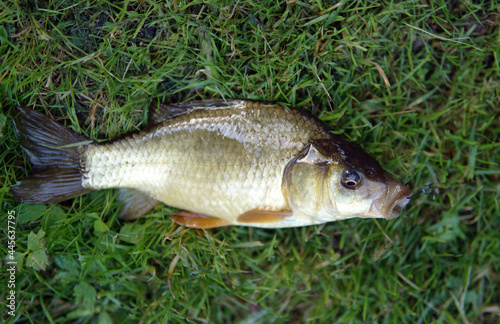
[
  {"xmin": 170, "ymin": 212, "xmax": 230, "ymax": 228},
  {"xmin": 237, "ymin": 209, "xmax": 292, "ymax": 223},
  {"xmin": 117, "ymin": 188, "xmax": 161, "ymax": 220}
]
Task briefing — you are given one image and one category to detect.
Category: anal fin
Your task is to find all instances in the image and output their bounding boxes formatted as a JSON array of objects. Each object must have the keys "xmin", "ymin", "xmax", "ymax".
[
  {"xmin": 118, "ymin": 188, "xmax": 161, "ymax": 220},
  {"xmin": 170, "ymin": 212, "xmax": 230, "ymax": 228},
  {"xmin": 237, "ymin": 209, "xmax": 292, "ymax": 223}
]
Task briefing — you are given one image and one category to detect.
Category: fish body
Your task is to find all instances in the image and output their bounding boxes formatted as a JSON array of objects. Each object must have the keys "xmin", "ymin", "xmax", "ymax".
[{"xmin": 11, "ymin": 100, "xmax": 411, "ymax": 228}]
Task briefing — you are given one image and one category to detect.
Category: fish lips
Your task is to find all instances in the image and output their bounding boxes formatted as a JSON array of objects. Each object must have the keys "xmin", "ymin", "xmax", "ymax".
[
  {"xmin": 385, "ymin": 193, "xmax": 411, "ymax": 219},
  {"xmin": 370, "ymin": 172, "xmax": 412, "ymax": 220}
]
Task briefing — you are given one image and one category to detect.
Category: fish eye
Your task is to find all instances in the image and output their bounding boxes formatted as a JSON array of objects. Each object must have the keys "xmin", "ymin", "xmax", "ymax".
[{"xmin": 341, "ymin": 169, "xmax": 362, "ymax": 190}]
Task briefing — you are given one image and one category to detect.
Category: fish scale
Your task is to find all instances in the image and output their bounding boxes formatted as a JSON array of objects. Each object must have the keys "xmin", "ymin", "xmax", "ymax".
[
  {"xmin": 12, "ymin": 100, "xmax": 411, "ymax": 228},
  {"xmin": 81, "ymin": 103, "xmax": 316, "ymax": 223}
]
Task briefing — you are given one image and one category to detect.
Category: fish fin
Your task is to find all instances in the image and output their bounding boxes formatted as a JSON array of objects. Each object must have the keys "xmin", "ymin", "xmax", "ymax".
[
  {"xmin": 170, "ymin": 212, "xmax": 230, "ymax": 228},
  {"xmin": 148, "ymin": 99, "xmax": 188, "ymax": 124},
  {"xmin": 237, "ymin": 209, "xmax": 292, "ymax": 223},
  {"xmin": 117, "ymin": 188, "xmax": 161, "ymax": 220},
  {"xmin": 148, "ymin": 99, "xmax": 247, "ymax": 124},
  {"xmin": 10, "ymin": 106, "xmax": 94, "ymax": 203}
]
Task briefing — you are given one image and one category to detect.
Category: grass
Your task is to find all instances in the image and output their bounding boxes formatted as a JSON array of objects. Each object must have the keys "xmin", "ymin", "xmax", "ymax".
[{"xmin": 0, "ymin": 0, "xmax": 499, "ymax": 323}]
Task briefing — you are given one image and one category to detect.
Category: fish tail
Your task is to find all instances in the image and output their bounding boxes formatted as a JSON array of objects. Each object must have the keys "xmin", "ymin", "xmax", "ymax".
[{"xmin": 11, "ymin": 106, "xmax": 94, "ymax": 203}]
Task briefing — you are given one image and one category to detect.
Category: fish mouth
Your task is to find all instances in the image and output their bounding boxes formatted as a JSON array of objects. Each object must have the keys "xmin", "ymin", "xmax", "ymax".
[
  {"xmin": 370, "ymin": 172, "xmax": 412, "ymax": 219},
  {"xmin": 385, "ymin": 194, "xmax": 411, "ymax": 219}
]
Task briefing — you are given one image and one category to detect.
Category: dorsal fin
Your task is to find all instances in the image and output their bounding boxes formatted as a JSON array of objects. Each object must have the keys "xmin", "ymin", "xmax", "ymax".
[{"xmin": 147, "ymin": 99, "xmax": 247, "ymax": 125}]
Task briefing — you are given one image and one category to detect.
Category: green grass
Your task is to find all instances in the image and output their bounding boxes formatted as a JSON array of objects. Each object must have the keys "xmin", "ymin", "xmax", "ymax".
[{"xmin": 1, "ymin": 0, "xmax": 499, "ymax": 323}]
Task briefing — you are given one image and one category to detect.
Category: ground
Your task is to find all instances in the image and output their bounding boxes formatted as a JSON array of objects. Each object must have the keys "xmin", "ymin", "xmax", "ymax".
[{"xmin": 0, "ymin": 1, "xmax": 499, "ymax": 323}]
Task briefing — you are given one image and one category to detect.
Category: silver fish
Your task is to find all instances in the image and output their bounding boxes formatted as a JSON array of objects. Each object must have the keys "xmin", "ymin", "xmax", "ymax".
[{"xmin": 11, "ymin": 100, "xmax": 411, "ymax": 228}]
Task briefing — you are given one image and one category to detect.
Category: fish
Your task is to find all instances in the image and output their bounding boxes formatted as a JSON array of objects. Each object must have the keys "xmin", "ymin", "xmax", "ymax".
[{"xmin": 11, "ymin": 99, "xmax": 411, "ymax": 228}]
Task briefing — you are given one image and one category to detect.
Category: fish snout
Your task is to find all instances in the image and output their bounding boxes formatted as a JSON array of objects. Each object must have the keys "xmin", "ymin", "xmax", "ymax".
[
  {"xmin": 370, "ymin": 172, "xmax": 412, "ymax": 219},
  {"xmin": 384, "ymin": 175, "xmax": 412, "ymax": 219}
]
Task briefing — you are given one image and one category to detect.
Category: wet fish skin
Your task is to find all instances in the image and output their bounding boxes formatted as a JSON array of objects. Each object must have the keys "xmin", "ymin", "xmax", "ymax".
[
  {"xmin": 11, "ymin": 100, "xmax": 411, "ymax": 228},
  {"xmin": 82, "ymin": 100, "xmax": 330, "ymax": 226}
]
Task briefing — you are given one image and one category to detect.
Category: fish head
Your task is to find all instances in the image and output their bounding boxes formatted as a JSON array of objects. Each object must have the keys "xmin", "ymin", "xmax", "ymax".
[
  {"xmin": 323, "ymin": 166, "xmax": 411, "ymax": 221},
  {"xmin": 284, "ymin": 140, "xmax": 412, "ymax": 222}
]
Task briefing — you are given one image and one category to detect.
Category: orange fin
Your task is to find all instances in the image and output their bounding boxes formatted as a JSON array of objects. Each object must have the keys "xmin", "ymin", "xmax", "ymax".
[
  {"xmin": 237, "ymin": 209, "xmax": 292, "ymax": 223},
  {"xmin": 170, "ymin": 212, "xmax": 230, "ymax": 228}
]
